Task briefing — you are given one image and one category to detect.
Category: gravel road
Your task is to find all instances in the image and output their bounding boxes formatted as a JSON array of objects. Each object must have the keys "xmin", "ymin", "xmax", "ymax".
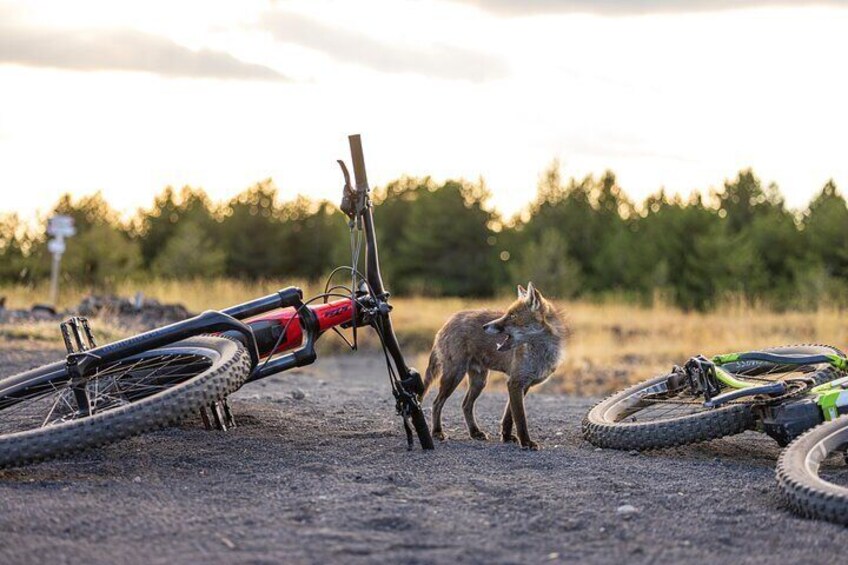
[{"xmin": 1, "ymin": 347, "xmax": 847, "ymax": 564}]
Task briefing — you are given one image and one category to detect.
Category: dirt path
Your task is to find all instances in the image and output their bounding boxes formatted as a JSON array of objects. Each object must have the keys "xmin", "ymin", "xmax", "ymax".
[{"xmin": 0, "ymin": 347, "xmax": 847, "ymax": 564}]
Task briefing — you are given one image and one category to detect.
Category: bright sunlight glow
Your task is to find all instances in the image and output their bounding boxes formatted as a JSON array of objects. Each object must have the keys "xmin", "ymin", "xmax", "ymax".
[{"xmin": 1, "ymin": 0, "xmax": 847, "ymax": 219}]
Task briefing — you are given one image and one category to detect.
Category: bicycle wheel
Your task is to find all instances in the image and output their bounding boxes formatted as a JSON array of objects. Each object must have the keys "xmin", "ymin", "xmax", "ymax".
[
  {"xmin": 776, "ymin": 416, "xmax": 848, "ymax": 525},
  {"xmin": 583, "ymin": 344, "xmax": 844, "ymax": 450},
  {"xmin": 0, "ymin": 336, "xmax": 251, "ymax": 468}
]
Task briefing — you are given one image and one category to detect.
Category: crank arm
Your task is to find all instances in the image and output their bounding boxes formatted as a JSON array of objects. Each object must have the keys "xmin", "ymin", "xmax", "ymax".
[{"xmin": 704, "ymin": 381, "xmax": 786, "ymax": 408}]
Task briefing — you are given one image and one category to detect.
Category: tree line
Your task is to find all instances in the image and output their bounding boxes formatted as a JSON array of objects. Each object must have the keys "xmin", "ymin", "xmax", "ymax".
[{"xmin": 2, "ymin": 165, "xmax": 847, "ymax": 310}]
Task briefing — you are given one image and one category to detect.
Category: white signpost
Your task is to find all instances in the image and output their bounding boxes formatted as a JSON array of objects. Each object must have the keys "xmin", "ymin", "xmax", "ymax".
[{"xmin": 47, "ymin": 215, "xmax": 75, "ymax": 306}]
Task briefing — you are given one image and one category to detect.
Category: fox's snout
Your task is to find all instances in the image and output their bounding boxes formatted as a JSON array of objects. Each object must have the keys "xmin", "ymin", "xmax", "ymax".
[
  {"xmin": 483, "ymin": 320, "xmax": 504, "ymax": 334},
  {"xmin": 483, "ymin": 318, "xmax": 516, "ymax": 351}
]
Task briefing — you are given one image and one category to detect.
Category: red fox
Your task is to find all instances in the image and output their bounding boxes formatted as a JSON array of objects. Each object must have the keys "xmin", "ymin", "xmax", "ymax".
[{"xmin": 422, "ymin": 283, "xmax": 566, "ymax": 450}]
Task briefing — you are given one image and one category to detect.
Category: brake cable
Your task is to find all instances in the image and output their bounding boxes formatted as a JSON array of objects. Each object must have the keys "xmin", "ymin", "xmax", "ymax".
[{"xmin": 370, "ymin": 314, "xmax": 416, "ymax": 449}]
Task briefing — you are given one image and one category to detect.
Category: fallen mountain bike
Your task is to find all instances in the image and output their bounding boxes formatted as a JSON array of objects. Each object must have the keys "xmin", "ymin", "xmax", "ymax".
[
  {"xmin": 583, "ymin": 344, "xmax": 848, "ymax": 450},
  {"xmin": 0, "ymin": 134, "xmax": 433, "ymax": 469}
]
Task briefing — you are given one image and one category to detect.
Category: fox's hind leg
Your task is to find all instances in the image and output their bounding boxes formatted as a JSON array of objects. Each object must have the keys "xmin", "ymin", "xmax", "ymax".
[
  {"xmin": 463, "ymin": 367, "xmax": 489, "ymax": 440},
  {"xmin": 431, "ymin": 364, "xmax": 465, "ymax": 441}
]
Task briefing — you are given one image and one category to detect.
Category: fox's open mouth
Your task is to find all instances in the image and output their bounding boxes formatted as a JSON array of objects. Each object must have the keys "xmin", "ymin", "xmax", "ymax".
[{"xmin": 496, "ymin": 334, "xmax": 514, "ymax": 351}]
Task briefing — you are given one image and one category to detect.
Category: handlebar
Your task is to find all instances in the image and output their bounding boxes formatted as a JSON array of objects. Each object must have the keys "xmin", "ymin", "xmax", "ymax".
[{"xmin": 348, "ymin": 134, "xmax": 369, "ymax": 191}]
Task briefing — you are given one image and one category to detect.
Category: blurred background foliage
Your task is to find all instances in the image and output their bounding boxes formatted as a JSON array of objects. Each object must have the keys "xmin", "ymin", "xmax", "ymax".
[{"xmin": 4, "ymin": 165, "xmax": 848, "ymax": 311}]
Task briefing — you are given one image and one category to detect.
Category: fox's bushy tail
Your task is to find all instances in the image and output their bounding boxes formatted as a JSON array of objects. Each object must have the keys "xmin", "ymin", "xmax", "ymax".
[{"xmin": 421, "ymin": 348, "xmax": 440, "ymax": 399}]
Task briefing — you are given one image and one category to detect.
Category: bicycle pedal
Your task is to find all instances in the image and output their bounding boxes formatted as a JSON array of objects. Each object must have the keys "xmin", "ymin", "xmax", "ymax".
[
  {"xmin": 200, "ymin": 405, "xmax": 212, "ymax": 430},
  {"xmin": 199, "ymin": 399, "xmax": 236, "ymax": 431},
  {"xmin": 221, "ymin": 398, "xmax": 236, "ymax": 429},
  {"xmin": 61, "ymin": 316, "xmax": 98, "ymax": 354}
]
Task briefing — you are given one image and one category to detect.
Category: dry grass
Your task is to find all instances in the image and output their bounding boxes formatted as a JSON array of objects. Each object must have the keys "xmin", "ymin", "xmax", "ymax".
[
  {"xmin": 400, "ymin": 298, "xmax": 848, "ymax": 396},
  {"xmin": 3, "ymin": 279, "xmax": 848, "ymax": 396},
  {"xmin": 0, "ymin": 321, "xmax": 127, "ymax": 350},
  {"xmin": 0, "ymin": 278, "xmax": 315, "ymax": 313},
  {"xmin": 546, "ymin": 301, "xmax": 848, "ymax": 395}
]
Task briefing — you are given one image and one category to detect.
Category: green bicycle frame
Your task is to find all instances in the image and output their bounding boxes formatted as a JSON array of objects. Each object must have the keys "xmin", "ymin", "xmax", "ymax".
[
  {"xmin": 712, "ymin": 351, "xmax": 848, "ymax": 421},
  {"xmin": 811, "ymin": 376, "xmax": 848, "ymax": 421},
  {"xmin": 713, "ymin": 365, "xmax": 756, "ymax": 389}
]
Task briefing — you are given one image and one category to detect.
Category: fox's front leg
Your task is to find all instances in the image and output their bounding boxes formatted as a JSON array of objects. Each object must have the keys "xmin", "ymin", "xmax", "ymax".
[
  {"xmin": 507, "ymin": 379, "xmax": 539, "ymax": 450},
  {"xmin": 500, "ymin": 386, "xmax": 531, "ymax": 444}
]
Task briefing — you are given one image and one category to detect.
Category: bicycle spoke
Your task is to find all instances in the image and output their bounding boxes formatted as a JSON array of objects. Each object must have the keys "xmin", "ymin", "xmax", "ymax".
[
  {"xmin": 632, "ymin": 396, "xmax": 701, "ymax": 422},
  {"xmin": 40, "ymin": 388, "xmax": 72, "ymax": 427}
]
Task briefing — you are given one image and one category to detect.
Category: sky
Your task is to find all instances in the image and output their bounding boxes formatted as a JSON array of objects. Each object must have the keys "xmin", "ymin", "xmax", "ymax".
[{"xmin": 1, "ymin": 0, "xmax": 847, "ymax": 221}]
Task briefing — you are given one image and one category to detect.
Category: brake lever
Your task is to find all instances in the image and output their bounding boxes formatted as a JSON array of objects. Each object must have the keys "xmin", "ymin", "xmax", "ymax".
[{"xmin": 337, "ymin": 160, "xmax": 356, "ymax": 221}]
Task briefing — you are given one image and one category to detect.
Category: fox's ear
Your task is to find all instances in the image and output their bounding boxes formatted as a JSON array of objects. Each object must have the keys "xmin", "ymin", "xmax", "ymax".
[
  {"xmin": 526, "ymin": 282, "xmax": 542, "ymax": 311},
  {"xmin": 517, "ymin": 284, "xmax": 527, "ymax": 299}
]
